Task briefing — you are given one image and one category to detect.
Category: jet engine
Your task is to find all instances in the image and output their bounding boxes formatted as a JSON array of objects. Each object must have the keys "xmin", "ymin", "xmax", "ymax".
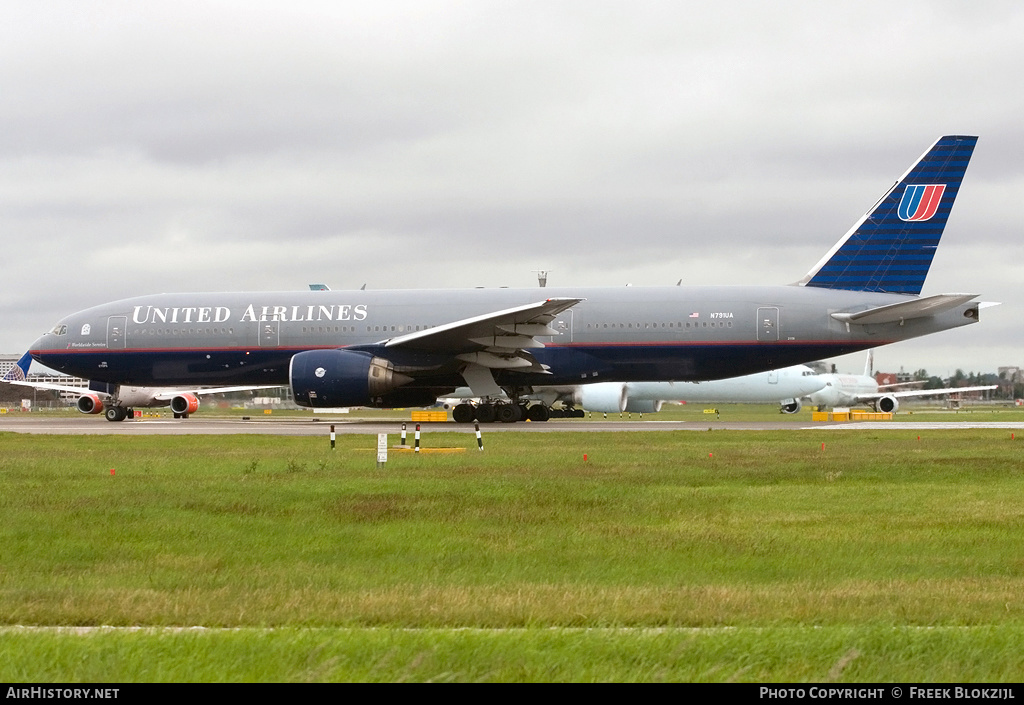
[
  {"xmin": 874, "ymin": 396, "xmax": 899, "ymax": 413},
  {"xmin": 76, "ymin": 393, "xmax": 104, "ymax": 414},
  {"xmin": 624, "ymin": 398, "xmax": 663, "ymax": 414},
  {"xmin": 780, "ymin": 399, "xmax": 802, "ymax": 414},
  {"xmin": 572, "ymin": 383, "xmax": 664, "ymax": 414},
  {"xmin": 573, "ymin": 383, "xmax": 627, "ymax": 414},
  {"xmin": 289, "ymin": 349, "xmax": 413, "ymax": 408},
  {"xmin": 170, "ymin": 392, "xmax": 200, "ymax": 415}
]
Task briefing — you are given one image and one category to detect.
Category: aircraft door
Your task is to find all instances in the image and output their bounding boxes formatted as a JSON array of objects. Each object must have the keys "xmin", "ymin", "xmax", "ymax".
[
  {"xmin": 259, "ymin": 320, "xmax": 280, "ymax": 347},
  {"xmin": 757, "ymin": 307, "xmax": 779, "ymax": 342},
  {"xmin": 107, "ymin": 316, "xmax": 127, "ymax": 350},
  {"xmin": 550, "ymin": 310, "xmax": 574, "ymax": 343}
]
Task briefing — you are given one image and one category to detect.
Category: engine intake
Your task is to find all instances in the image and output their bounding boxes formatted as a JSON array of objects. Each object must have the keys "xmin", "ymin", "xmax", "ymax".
[
  {"xmin": 170, "ymin": 392, "xmax": 200, "ymax": 415},
  {"xmin": 76, "ymin": 393, "xmax": 104, "ymax": 415},
  {"xmin": 874, "ymin": 396, "xmax": 899, "ymax": 414}
]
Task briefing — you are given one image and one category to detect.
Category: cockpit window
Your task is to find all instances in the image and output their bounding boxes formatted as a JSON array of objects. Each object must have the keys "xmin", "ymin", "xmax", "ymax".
[{"xmin": 51, "ymin": 324, "xmax": 67, "ymax": 336}]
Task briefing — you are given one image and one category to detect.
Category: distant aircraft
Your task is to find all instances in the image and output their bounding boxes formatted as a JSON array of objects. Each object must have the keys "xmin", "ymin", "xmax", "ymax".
[
  {"xmin": 2, "ymin": 353, "xmax": 277, "ymax": 421},
  {"xmin": 807, "ymin": 352, "xmax": 997, "ymax": 413},
  {"xmin": 449, "ymin": 365, "xmax": 826, "ymax": 419},
  {"xmin": 23, "ymin": 136, "xmax": 988, "ymax": 423},
  {"xmin": 571, "ymin": 366, "xmax": 827, "ymax": 415}
]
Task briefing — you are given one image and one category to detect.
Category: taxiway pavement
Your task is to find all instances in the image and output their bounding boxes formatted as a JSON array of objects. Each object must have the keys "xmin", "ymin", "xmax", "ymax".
[{"xmin": 2, "ymin": 415, "xmax": 1023, "ymax": 435}]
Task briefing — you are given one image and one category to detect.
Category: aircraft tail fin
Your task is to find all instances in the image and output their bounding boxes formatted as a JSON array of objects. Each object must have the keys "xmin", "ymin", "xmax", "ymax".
[
  {"xmin": 2, "ymin": 352, "xmax": 33, "ymax": 382},
  {"xmin": 799, "ymin": 135, "xmax": 977, "ymax": 295},
  {"xmin": 865, "ymin": 350, "xmax": 873, "ymax": 378}
]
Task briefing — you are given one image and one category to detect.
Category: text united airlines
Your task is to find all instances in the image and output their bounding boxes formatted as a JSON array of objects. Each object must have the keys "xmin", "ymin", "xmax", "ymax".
[{"xmin": 131, "ymin": 304, "xmax": 369, "ymax": 325}]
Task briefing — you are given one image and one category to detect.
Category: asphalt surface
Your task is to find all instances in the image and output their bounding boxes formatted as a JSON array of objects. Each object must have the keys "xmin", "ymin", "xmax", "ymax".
[{"xmin": 2, "ymin": 415, "xmax": 1024, "ymax": 435}]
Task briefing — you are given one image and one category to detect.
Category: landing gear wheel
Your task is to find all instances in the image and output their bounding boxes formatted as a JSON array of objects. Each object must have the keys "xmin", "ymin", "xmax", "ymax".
[
  {"xmin": 453, "ymin": 403, "xmax": 476, "ymax": 424},
  {"xmin": 105, "ymin": 406, "xmax": 127, "ymax": 422},
  {"xmin": 526, "ymin": 404, "xmax": 550, "ymax": 422},
  {"xmin": 496, "ymin": 403, "xmax": 522, "ymax": 423},
  {"xmin": 475, "ymin": 404, "xmax": 496, "ymax": 424}
]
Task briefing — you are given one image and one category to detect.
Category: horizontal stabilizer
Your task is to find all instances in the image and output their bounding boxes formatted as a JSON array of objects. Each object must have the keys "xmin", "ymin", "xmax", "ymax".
[{"xmin": 831, "ymin": 293, "xmax": 978, "ymax": 325}]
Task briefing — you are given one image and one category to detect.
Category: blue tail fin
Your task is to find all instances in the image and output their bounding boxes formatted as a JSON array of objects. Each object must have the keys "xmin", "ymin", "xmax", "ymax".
[
  {"xmin": 800, "ymin": 135, "xmax": 977, "ymax": 295},
  {"xmin": 2, "ymin": 352, "xmax": 33, "ymax": 382}
]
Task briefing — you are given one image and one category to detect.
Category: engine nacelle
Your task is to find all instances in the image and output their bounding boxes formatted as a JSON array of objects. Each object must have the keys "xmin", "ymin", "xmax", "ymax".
[
  {"xmin": 170, "ymin": 392, "xmax": 200, "ymax": 415},
  {"xmin": 874, "ymin": 396, "xmax": 899, "ymax": 414},
  {"xmin": 624, "ymin": 398, "xmax": 663, "ymax": 414},
  {"xmin": 780, "ymin": 399, "xmax": 802, "ymax": 414},
  {"xmin": 290, "ymin": 349, "xmax": 412, "ymax": 408},
  {"xmin": 573, "ymin": 383, "xmax": 627, "ymax": 414},
  {"xmin": 76, "ymin": 393, "xmax": 104, "ymax": 415}
]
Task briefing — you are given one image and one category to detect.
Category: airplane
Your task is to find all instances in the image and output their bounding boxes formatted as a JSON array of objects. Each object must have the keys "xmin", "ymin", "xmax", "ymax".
[
  {"xmin": 806, "ymin": 351, "xmax": 997, "ymax": 413},
  {"xmin": 2, "ymin": 352, "xmax": 278, "ymax": 421},
  {"xmin": 443, "ymin": 364, "xmax": 827, "ymax": 418},
  {"xmin": 22, "ymin": 135, "xmax": 988, "ymax": 423}
]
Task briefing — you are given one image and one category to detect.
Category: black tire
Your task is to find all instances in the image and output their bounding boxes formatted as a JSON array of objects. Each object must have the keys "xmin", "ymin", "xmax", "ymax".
[
  {"xmin": 526, "ymin": 404, "xmax": 550, "ymax": 422},
  {"xmin": 105, "ymin": 407, "xmax": 126, "ymax": 422},
  {"xmin": 452, "ymin": 403, "xmax": 476, "ymax": 423},
  {"xmin": 475, "ymin": 404, "xmax": 496, "ymax": 423},
  {"xmin": 496, "ymin": 403, "xmax": 521, "ymax": 423}
]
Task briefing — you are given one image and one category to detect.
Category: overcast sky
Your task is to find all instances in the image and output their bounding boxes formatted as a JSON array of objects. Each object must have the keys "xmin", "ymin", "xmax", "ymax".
[{"xmin": 3, "ymin": 1, "xmax": 1021, "ymax": 377}]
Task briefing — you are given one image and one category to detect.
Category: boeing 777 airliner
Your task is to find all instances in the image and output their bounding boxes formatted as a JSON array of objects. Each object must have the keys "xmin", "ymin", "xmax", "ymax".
[{"xmin": 16, "ymin": 136, "xmax": 988, "ymax": 422}]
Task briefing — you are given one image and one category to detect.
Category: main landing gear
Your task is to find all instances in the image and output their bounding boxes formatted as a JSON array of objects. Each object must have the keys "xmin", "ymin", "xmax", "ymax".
[
  {"xmin": 104, "ymin": 407, "xmax": 134, "ymax": 422},
  {"xmin": 451, "ymin": 402, "xmax": 584, "ymax": 423}
]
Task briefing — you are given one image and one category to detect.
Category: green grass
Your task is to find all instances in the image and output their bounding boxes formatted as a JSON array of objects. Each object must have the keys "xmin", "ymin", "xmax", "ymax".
[{"xmin": 2, "ymin": 429, "xmax": 1024, "ymax": 681}]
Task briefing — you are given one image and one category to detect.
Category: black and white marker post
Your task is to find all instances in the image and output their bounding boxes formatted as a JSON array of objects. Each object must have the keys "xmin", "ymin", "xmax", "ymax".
[
  {"xmin": 330, "ymin": 425, "xmax": 336, "ymax": 450},
  {"xmin": 475, "ymin": 423, "xmax": 483, "ymax": 451},
  {"xmin": 401, "ymin": 423, "xmax": 407, "ymax": 447},
  {"xmin": 414, "ymin": 424, "xmax": 421, "ymax": 453}
]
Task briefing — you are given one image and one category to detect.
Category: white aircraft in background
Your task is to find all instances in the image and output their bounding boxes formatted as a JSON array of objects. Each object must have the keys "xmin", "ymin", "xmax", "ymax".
[
  {"xmin": 563, "ymin": 365, "xmax": 827, "ymax": 415},
  {"xmin": 2, "ymin": 353, "xmax": 278, "ymax": 421},
  {"xmin": 807, "ymin": 351, "xmax": 997, "ymax": 413},
  {"xmin": 444, "ymin": 364, "xmax": 827, "ymax": 418}
]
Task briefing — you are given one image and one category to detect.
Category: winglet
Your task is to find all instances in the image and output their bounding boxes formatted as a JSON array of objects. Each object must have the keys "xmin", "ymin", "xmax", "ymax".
[
  {"xmin": 800, "ymin": 135, "xmax": 977, "ymax": 295},
  {"xmin": 2, "ymin": 352, "xmax": 33, "ymax": 382}
]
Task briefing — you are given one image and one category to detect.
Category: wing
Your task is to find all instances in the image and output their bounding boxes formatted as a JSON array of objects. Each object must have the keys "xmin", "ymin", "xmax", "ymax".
[
  {"xmin": 382, "ymin": 297, "xmax": 583, "ymax": 397},
  {"xmin": 151, "ymin": 385, "xmax": 283, "ymax": 401},
  {"xmin": 851, "ymin": 384, "xmax": 997, "ymax": 404},
  {"xmin": 6, "ymin": 379, "xmax": 98, "ymax": 395},
  {"xmin": 384, "ymin": 297, "xmax": 582, "ymax": 367}
]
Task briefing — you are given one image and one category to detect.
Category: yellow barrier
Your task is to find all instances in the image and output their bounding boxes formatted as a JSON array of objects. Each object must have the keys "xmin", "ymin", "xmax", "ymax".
[
  {"xmin": 411, "ymin": 411, "xmax": 448, "ymax": 422},
  {"xmin": 850, "ymin": 411, "xmax": 893, "ymax": 421},
  {"xmin": 812, "ymin": 410, "xmax": 893, "ymax": 422}
]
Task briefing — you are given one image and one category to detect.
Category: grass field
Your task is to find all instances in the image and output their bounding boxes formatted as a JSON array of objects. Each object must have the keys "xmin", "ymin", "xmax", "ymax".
[{"xmin": 2, "ymin": 428, "xmax": 1023, "ymax": 681}]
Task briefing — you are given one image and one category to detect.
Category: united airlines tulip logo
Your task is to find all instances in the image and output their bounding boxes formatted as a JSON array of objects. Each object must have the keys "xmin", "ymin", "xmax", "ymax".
[{"xmin": 898, "ymin": 184, "xmax": 946, "ymax": 222}]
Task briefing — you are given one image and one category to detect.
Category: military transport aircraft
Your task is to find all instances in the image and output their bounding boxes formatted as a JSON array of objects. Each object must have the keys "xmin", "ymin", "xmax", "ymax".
[{"xmin": 22, "ymin": 135, "xmax": 987, "ymax": 423}]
